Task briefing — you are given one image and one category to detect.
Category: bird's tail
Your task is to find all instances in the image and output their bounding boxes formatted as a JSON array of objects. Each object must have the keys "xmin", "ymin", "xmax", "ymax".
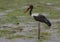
[
  {"xmin": 39, "ymin": 15, "xmax": 51, "ymax": 27},
  {"xmin": 43, "ymin": 19, "xmax": 51, "ymax": 27}
]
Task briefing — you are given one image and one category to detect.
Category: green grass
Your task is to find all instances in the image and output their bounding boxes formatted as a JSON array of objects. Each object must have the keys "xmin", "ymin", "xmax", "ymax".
[
  {"xmin": 0, "ymin": 0, "xmax": 60, "ymax": 24},
  {"xmin": 27, "ymin": 36, "xmax": 34, "ymax": 39},
  {"xmin": 57, "ymin": 23, "xmax": 60, "ymax": 34},
  {"xmin": 36, "ymin": 32, "xmax": 51, "ymax": 42},
  {"xmin": 0, "ymin": 0, "xmax": 60, "ymax": 11},
  {"xmin": 7, "ymin": 34, "xmax": 25, "ymax": 39},
  {"xmin": 7, "ymin": 34, "xmax": 34, "ymax": 39},
  {"xmin": 0, "ymin": 30, "xmax": 13, "ymax": 37},
  {"xmin": 0, "ymin": 16, "xmax": 19, "ymax": 24},
  {"xmin": 6, "ymin": 31, "xmax": 51, "ymax": 40}
]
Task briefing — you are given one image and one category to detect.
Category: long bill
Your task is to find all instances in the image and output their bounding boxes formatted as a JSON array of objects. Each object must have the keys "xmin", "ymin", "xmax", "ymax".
[{"xmin": 24, "ymin": 8, "xmax": 30, "ymax": 13}]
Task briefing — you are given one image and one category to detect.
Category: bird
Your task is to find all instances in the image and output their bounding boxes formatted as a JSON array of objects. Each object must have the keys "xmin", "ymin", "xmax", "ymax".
[{"xmin": 24, "ymin": 5, "xmax": 51, "ymax": 27}]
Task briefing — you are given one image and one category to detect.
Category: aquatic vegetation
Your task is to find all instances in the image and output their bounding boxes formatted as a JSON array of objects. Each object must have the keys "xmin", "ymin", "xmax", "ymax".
[
  {"xmin": 0, "ymin": 30, "xmax": 13, "ymax": 37},
  {"xmin": 57, "ymin": 23, "xmax": 60, "ymax": 35},
  {"xmin": 7, "ymin": 35, "xmax": 25, "ymax": 39},
  {"xmin": 36, "ymin": 32, "xmax": 51, "ymax": 42}
]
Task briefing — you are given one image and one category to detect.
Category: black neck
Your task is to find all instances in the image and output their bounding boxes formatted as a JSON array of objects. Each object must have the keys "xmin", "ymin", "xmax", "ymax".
[
  {"xmin": 29, "ymin": 9, "xmax": 32, "ymax": 16},
  {"xmin": 29, "ymin": 5, "xmax": 33, "ymax": 16}
]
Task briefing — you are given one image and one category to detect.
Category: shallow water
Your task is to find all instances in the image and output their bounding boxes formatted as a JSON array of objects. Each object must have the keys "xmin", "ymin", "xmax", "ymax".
[
  {"xmin": 0, "ymin": 19, "xmax": 60, "ymax": 42},
  {"xmin": 0, "ymin": 38, "xmax": 37, "ymax": 42},
  {"xmin": 42, "ymin": 26, "xmax": 60, "ymax": 42},
  {"xmin": 0, "ymin": 3, "xmax": 60, "ymax": 42}
]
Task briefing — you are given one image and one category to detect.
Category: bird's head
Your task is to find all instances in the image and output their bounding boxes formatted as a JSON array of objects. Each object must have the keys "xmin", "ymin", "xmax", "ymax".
[{"xmin": 24, "ymin": 5, "xmax": 33, "ymax": 13}]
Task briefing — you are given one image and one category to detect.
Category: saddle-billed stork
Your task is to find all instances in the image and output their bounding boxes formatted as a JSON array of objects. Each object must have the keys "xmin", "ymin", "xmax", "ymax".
[
  {"xmin": 24, "ymin": 4, "xmax": 51, "ymax": 39},
  {"xmin": 25, "ymin": 5, "xmax": 51, "ymax": 27}
]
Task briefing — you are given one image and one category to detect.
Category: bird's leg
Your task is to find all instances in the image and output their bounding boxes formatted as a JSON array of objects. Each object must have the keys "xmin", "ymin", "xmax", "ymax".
[{"xmin": 38, "ymin": 22, "xmax": 40, "ymax": 39}]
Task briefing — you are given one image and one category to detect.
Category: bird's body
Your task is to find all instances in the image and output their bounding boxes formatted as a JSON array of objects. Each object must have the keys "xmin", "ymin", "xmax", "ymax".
[
  {"xmin": 25, "ymin": 5, "xmax": 51, "ymax": 27},
  {"xmin": 31, "ymin": 13, "xmax": 51, "ymax": 27}
]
